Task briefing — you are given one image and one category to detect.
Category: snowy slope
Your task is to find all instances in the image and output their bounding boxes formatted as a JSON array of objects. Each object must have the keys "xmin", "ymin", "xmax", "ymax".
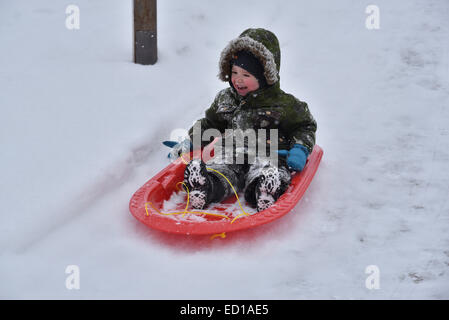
[{"xmin": 1, "ymin": 0, "xmax": 448, "ymax": 299}]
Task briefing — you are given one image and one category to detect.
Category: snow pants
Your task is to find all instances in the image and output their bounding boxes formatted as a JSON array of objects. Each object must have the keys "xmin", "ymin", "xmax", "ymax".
[{"xmin": 205, "ymin": 157, "xmax": 292, "ymax": 208}]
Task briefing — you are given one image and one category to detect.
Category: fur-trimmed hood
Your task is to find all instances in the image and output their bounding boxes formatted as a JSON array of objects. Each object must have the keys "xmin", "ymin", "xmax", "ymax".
[{"xmin": 218, "ymin": 28, "xmax": 281, "ymax": 85}]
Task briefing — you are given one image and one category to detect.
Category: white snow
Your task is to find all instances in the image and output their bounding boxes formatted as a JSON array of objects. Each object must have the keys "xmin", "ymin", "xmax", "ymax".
[{"xmin": 1, "ymin": 0, "xmax": 448, "ymax": 299}]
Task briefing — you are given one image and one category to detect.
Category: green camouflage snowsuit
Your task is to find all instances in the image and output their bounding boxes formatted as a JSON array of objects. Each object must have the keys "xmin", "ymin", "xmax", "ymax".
[{"xmin": 188, "ymin": 28, "xmax": 317, "ymax": 207}]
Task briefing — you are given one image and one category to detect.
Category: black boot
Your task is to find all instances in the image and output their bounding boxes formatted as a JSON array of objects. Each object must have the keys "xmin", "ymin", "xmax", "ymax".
[
  {"xmin": 184, "ymin": 159, "xmax": 214, "ymax": 209},
  {"xmin": 255, "ymin": 166, "xmax": 283, "ymax": 212}
]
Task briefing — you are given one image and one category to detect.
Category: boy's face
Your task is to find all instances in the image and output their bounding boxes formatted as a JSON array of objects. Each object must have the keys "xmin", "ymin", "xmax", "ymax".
[{"xmin": 231, "ymin": 65, "xmax": 260, "ymax": 96}]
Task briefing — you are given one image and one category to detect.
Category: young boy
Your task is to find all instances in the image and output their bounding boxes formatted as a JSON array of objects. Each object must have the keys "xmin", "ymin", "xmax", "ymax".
[{"xmin": 166, "ymin": 28, "xmax": 317, "ymax": 212}]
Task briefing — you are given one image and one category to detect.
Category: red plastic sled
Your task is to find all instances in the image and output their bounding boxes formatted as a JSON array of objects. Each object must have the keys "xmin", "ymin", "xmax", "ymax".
[{"xmin": 129, "ymin": 145, "xmax": 323, "ymax": 235}]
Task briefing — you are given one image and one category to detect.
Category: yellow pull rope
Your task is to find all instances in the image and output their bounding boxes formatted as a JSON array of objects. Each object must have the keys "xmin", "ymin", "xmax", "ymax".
[
  {"xmin": 178, "ymin": 152, "xmax": 251, "ymax": 221},
  {"xmin": 144, "ymin": 201, "xmax": 230, "ymax": 220},
  {"xmin": 230, "ymin": 212, "xmax": 250, "ymax": 224},
  {"xmin": 205, "ymin": 168, "xmax": 251, "ymax": 224},
  {"xmin": 179, "ymin": 151, "xmax": 249, "ymax": 217},
  {"xmin": 210, "ymin": 232, "xmax": 226, "ymax": 240},
  {"xmin": 144, "ymin": 154, "xmax": 253, "ymax": 231},
  {"xmin": 175, "ymin": 181, "xmax": 189, "ymax": 217},
  {"xmin": 179, "ymin": 152, "xmax": 190, "ymax": 165}
]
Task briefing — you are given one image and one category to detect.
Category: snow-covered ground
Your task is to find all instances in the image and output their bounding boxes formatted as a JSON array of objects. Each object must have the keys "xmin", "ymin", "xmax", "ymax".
[{"xmin": 1, "ymin": 0, "xmax": 448, "ymax": 299}]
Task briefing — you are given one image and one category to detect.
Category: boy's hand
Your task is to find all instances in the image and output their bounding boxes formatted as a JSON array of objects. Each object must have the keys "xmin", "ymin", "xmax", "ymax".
[
  {"xmin": 277, "ymin": 144, "xmax": 309, "ymax": 171},
  {"xmin": 162, "ymin": 140, "xmax": 192, "ymax": 160}
]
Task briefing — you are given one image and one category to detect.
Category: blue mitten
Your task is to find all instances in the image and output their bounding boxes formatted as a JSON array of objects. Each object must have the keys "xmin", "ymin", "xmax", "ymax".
[
  {"xmin": 277, "ymin": 144, "xmax": 309, "ymax": 171},
  {"xmin": 162, "ymin": 140, "xmax": 192, "ymax": 160}
]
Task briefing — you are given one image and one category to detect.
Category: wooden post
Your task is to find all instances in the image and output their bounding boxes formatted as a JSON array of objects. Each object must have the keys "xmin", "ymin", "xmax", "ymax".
[{"xmin": 134, "ymin": 0, "xmax": 157, "ymax": 65}]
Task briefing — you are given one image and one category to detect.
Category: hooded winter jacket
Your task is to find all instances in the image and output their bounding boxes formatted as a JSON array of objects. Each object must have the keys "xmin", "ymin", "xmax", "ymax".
[{"xmin": 188, "ymin": 28, "xmax": 317, "ymax": 157}]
